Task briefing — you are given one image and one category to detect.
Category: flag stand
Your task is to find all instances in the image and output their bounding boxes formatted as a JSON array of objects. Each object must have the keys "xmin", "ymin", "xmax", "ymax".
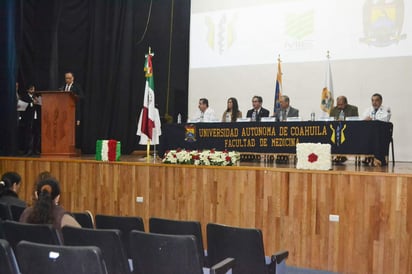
[{"xmin": 146, "ymin": 140, "xmax": 150, "ymax": 163}]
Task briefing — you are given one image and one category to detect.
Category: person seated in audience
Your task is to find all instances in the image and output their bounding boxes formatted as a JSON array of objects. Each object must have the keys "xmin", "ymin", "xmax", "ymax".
[
  {"xmin": 20, "ymin": 177, "xmax": 80, "ymax": 229},
  {"xmin": 275, "ymin": 95, "xmax": 299, "ymax": 121},
  {"xmin": 329, "ymin": 96, "xmax": 359, "ymax": 163},
  {"xmin": 362, "ymin": 93, "xmax": 391, "ymax": 165},
  {"xmin": 246, "ymin": 96, "xmax": 270, "ymax": 121},
  {"xmin": 0, "ymin": 172, "xmax": 27, "ymax": 207},
  {"xmin": 191, "ymin": 98, "xmax": 218, "ymax": 122},
  {"xmin": 329, "ymin": 96, "xmax": 358, "ymax": 121},
  {"xmin": 222, "ymin": 97, "xmax": 242, "ymax": 122}
]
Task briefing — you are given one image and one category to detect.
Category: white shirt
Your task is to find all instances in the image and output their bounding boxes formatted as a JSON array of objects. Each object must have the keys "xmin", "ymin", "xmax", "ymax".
[
  {"xmin": 191, "ymin": 107, "xmax": 218, "ymax": 122},
  {"xmin": 362, "ymin": 105, "xmax": 391, "ymax": 122}
]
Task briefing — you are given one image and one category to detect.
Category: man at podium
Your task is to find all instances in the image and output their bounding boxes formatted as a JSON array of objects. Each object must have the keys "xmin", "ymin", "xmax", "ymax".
[{"xmin": 60, "ymin": 72, "xmax": 84, "ymax": 148}]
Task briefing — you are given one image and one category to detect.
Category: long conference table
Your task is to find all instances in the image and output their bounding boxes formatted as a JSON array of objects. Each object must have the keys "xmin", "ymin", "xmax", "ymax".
[{"xmin": 159, "ymin": 120, "xmax": 393, "ymax": 165}]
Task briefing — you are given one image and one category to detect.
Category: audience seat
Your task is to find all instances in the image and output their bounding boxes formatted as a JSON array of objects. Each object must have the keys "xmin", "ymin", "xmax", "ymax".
[
  {"xmin": 2, "ymin": 220, "xmax": 62, "ymax": 249},
  {"xmin": 0, "ymin": 239, "xmax": 20, "ymax": 274},
  {"xmin": 15, "ymin": 240, "xmax": 108, "ymax": 274},
  {"xmin": 207, "ymin": 223, "xmax": 288, "ymax": 274},
  {"xmin": 9, "ymin": 205, "xmax": 26, "ymax": 222},
  {"xmin": 149, "ymin": 217, "xmax": 207, "ymax": 266},
  {"xmin": 95, "ymin": 214, "xmax": 144, "ymax": 258},
  {"xmin": 129, "ymin": 230, "xmax": 234, "ymax": 274},
  {"xmin": 0, "ymin": 202, "xmax": 13, "ymax": 220},
  {"xmin": 62, "ymin": 226, "xmax": 131, "ymax": 274},
  {"xmin": 72, "ymin": 210, "xmax": 95, "ymax": 228}
]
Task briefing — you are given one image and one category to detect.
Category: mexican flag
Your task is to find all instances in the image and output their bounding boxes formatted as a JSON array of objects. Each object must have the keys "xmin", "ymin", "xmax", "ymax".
[{"xmin": 137, "ymin": 48, "xmax": 161, "ymax": 144}]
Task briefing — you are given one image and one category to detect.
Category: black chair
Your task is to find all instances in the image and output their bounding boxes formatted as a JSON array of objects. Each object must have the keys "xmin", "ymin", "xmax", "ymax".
[
  {"xmin": 0, "ymin": 202, "xmax": 13, "ymax": 220},
  {"xmin": 0, "ymin": 239, "xmax": 20, "ymax": 274},
  {"xmin": 9, "ymin": 205, "xmax": 26, "ymax": 222},
  {"xmin": 149, "ymin": 217, "xmax": 207, "ymax": 266},
  {"xmin": 62, "ymin": 226, "xmax": 131, "ymax": 274},
  {"xmin": 95, "ymin": 214, "xmax": 144, "ymax": 258},
  {"xmin": 72, "ymin": 210, "xmax": 94, "ymax": 228},
  {"xmin": 2, "ymin": 220, "xmax": 62, "ymax": 249},
  {"xmin": 207, "ymin": 223, "xmax": 289, "ymax": 274},
  {"xmin": 15, "ymin": 240, "xmax": 108, "ymax": 274},
  {"xmin": 129, "ymin": 230, "xmax": 234, "ymax": 274}
]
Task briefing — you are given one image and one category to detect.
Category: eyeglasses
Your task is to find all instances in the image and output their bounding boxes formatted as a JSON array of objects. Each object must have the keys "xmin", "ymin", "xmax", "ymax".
[{"xmin": 252, "ymin": 100, "xmax": 259, "ymax": 103}]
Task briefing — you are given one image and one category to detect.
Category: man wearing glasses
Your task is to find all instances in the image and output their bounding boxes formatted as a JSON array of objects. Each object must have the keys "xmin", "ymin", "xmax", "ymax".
[{"xmin": 246, "ymin": 96, "xmax": 270, "ymax": 122}]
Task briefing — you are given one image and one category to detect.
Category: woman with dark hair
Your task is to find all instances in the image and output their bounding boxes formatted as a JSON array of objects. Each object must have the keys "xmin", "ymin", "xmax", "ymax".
[
  {"xmin": 0, "ymin": 172, "xmax": 26, "ymax": 207},
  {"xmin": 19, "ymin": 178, "xmax": 80, "ymax": 229},
  {"xmin": 221, "ymin": 97, "xmax": 242, "ymax": 122}
]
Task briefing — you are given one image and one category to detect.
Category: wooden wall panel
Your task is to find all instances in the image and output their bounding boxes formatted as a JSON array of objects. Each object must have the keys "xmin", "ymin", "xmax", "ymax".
[{"xmin": 1, "ymin": 157, "xmax": 411, "ymax": 273}]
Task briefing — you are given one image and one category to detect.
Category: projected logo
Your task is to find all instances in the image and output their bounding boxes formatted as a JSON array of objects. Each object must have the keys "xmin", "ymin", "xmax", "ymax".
[
  {"xmin": 205, "ymin": 14, "xmax": 237, "ymax": 54},
  {"xmin": 284, "ymin": 11, "xmax": 315, "ymax": 50},
  {"xmin": 360, "ymin": 0, "xmax": 406, "ymax": 47}
]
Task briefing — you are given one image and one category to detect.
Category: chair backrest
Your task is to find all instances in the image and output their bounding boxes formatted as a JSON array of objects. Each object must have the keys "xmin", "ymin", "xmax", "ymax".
[
  {"xmin": 3, "ymin": 220, "xmax": 62, "ymax": 249},
  {"xmin": 149, "ymin": 217, "xmax": 205, "ymax": 265},
  {"xmin": 62, "ymin": 226, "xmax": 131, "ymax": 274},
  {"xmin": 72, "ymin": 211, "xmax": 94, "ymax": 228},
  {"xmin": 207, "ymin": 223, "xmax": 267, "ymax": 274},
  {"xmin": 95, "ymin": 214, "xmax": 144, "ymax": 258},
  {"xmin": 9, "ymin": 205, "xmax": 26, "ymax": 222},
  {"xmin": 129, "ymin": 230, "xmax": 203, "ymax": 274},
  {"xmin": 0, "ymin": 239, "xmax": 20, "ymax": 274},
  {"xmin": 0, "ymin": 202, "xmax": 13, "ymax": 220},
  {"xmin": 15, "ymin": 240, "xmax": 108, "ymax": 274}
]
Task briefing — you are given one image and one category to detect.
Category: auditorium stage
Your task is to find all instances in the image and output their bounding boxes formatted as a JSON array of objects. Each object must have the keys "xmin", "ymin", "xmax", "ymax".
[{"xmin": 1, "ymin": 155, "xmax": 411, "ymax": 273}]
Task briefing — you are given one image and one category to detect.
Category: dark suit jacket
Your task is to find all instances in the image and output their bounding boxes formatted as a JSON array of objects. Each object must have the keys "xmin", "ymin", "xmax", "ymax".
[
  {"xmin": 60, "ymin": 82, "xmax": 83, "ymax": 97},
  {"xmin": 330, "ymin": 104, "xmax": 358, "ymax": 120},
  {"xmin": 19, "ymin": 92, "xmax": 41, "ymax": 127},
  {"xmin": 246, "ymin": 107, "xmax": 270, "ymax": 121},
  {"xmin": 275, "ymin": 106, "xmax": 299, "ymax": 121}
]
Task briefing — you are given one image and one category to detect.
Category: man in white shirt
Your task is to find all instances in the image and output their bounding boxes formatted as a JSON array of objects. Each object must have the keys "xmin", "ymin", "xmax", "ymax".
[
  {"xmin": 191, "ymin": 98, "xmax": 218, "ymax": 122},
  {"xmin": 362, "ymin": 93, "xmax": 391, "ymax": 166},
  {"xmin": 362, "ymin": 93, "xmax": 391, "ymax": 122}
]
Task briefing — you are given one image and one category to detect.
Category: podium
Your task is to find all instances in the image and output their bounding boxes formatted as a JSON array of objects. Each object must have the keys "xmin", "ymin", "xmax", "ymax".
[{"xmin": 39, "ymin": 91, "xmax": 78, "ymax": 157}]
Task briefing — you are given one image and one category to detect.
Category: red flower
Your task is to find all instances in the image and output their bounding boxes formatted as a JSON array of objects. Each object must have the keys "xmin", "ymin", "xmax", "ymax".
[
  {"xmin": 210, "ymin": 149, "xmax": 215, "ymax": 153},
  {"xmin": 308, "ymin": 153, "xmax": 318, "ymax": 163},
  {"xmin": 192, "ymin": 154, "xmax": 200, "ymax": 160},
  {"xmin": 225, "ymin": 156, "xmax": 231, "ymax": 162}
]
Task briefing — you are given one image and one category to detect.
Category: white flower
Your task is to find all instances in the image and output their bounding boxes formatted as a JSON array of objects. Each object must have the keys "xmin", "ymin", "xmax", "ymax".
[
  {"xmin": 162, "ymin": 149, "xmax": 240, "ymax": 166},
  {"xmin": 296, "ymin": 143, "xmax": 331, "ymax": 170}
]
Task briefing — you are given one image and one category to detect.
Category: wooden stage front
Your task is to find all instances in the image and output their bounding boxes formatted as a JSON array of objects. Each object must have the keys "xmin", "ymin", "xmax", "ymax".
[{"xmin": 1, "ymin": 155, "xmax": 411, "ymax": 274}]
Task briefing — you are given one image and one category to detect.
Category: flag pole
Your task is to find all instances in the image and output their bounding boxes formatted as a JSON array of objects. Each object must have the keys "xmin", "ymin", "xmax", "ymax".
[
  {"xmin": 146, "ymin": 140, "xmax": 150, "ymax": 162},
  {"xmin": 153, "ymin": 127, "xmax": 157, "ymax": 163}
]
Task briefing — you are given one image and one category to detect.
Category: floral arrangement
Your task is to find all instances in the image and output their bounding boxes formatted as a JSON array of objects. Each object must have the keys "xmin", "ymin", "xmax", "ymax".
[
  {"xmin": 296, "ymin": 143, "xmax": 332, "ymax": 170},
  {"xmin": 162, "ymin": 149, "xmax": 240, "ymax": 166}
]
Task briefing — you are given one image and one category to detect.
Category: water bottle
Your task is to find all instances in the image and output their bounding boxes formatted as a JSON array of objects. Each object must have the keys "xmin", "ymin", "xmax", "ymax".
[
  {"xmin": 339, "ymin": 110, "xmax": 345, "ymax": 121},
  {"xmin": 177, "ymin": 113, "xmax": 182, "ymax": 124},
  {"xmin": 310, "ymin": 112, "xmax": 315, "ymax": 121},
  {"xmin": 225, "ymin": 113, "xmax": 231, "ymax": 122},
  {"xmin": 251, "ymin": 111, "xmax": 256, "ymax": 121}
]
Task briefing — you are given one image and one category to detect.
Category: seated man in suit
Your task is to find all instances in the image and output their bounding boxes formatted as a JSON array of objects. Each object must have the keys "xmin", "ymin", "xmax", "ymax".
[
  {"xmin": 329, "ymin": 96, "xmax": 358, "ymax": 121},
  {"xmin": 246, "ymin": 96, "xmax": 270, "ymax": 122},
  {"xmin": 329, "ymin": 96, "xmax": 359, "ymax": 163},
  {"xmin": 275, "ymin": 95, "xmax": 299, "ymax": 121}
]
